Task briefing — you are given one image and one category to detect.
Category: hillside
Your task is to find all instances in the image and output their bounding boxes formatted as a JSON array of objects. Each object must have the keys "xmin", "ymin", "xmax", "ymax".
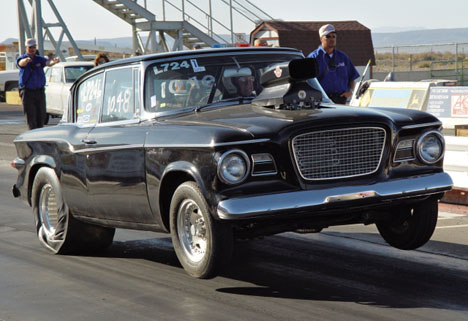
[
  {"xmin": 3, "ymin": 28, "xmax": 468, "ymax": 48},
  {"xmin": 372, "ymin": 28, "xmax": 468, "ymax": 47}
]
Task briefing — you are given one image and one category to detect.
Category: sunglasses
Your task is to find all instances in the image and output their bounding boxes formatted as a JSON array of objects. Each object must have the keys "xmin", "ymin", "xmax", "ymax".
[{"xmin": 325, "ymin": 34, "xmax": 337, "ymax": 39}]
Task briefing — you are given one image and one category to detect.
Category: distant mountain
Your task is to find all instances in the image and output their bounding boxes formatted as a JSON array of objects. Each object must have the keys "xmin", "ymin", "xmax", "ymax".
[
  {"xmin": 3, "ymin": 28, "xmax": 468, "ymax": 49},
  {"xmin": 1, "ymin": 38, "xmax": 18, "ymax": 45},
  {"xmin": 372, "ymin": 28, "xmax": 468, "ymax": 47}
]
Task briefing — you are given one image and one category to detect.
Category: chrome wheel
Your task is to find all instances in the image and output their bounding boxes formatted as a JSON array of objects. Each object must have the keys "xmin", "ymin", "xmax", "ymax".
[
  {"xmin": 177, "ymin": 199, "xmax": 207, "ymax": 263},
  {"xmin": 38, "ymin": 183, "xmax": 59, "ymax": 237}
]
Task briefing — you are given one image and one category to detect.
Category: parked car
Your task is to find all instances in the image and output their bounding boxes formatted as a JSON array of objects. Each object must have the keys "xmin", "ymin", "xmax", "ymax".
[
  {"xmin": 11, "ymin": 47, "xmax": 453, "ymax": 279},
  {"xmin": 0, "ymin": 69, "xmax": 19, "ymax": 102},
  {"xmin": 44, "ymin": 61, "xmax": 94, "ymax": 122}
]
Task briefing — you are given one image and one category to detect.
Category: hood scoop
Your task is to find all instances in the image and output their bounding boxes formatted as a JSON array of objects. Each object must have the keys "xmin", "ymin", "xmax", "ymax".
[{"xmin": 252, "ymin": 58, "xmax": 322, "ymax": 110}]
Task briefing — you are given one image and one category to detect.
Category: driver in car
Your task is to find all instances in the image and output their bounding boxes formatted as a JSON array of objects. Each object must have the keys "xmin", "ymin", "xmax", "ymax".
[{"xmin": 231, "ymin": 75, "xmax": 255, "ymax": 97}]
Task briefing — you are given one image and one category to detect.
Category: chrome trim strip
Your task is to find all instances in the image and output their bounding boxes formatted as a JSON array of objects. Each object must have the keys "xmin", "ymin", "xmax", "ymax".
[
  {"xmin": 217, "ymin": 172, "xmax": 453, "ymax": 220},
  {"xmin": 401, "ymin": 122, "xmax": 442, "ymax": 130},
  {"xmin": 145, "ymin": 138, "xmax": 270, "ymax": 148},
  {"xmin": 13, "ymin": 138, "xmax": 75, "ymax": 152},
  {"xmin": 76, "ymin": 144, "xmax": 144, "ymax": 154}
]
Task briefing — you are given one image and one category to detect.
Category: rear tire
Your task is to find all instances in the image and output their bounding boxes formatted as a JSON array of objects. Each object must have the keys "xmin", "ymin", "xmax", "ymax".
[
  {"xmin": 170, "ymin": 181, "xmax": 233, "ymax": 278},
  {"xmin": 376, "ymin": 198, "xmax": 438, "ymax": 250},
  {"xmin": 32, "ymin": 167, "xmax": 115, "ymax": 254}
]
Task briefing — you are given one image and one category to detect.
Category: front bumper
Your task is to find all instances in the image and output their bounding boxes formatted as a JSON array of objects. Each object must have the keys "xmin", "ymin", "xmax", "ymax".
[{"xmin": 217, "ymin": 172, "xmax": 453, "ymax": 220}]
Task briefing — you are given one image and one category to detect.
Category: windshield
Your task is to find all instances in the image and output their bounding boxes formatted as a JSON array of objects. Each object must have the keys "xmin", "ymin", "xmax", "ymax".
[
  {"xmin": 144, "ymin": 53, "xmax": 301, "ymax": 112},
  {"xmin": 65, "ymin": 66, "xmax": 93, "ymax": 83}
]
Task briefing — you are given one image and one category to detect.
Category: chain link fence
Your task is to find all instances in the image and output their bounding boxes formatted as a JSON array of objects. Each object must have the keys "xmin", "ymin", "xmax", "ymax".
[{"xmin": 375, "ymin": 43, "xmax": 468, "ymax": 85}]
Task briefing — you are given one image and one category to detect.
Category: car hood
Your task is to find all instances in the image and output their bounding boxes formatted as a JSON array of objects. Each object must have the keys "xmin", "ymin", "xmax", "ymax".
[{"xmin": 161, "ymin": 103, "xmax": 440, "ymax": 139}]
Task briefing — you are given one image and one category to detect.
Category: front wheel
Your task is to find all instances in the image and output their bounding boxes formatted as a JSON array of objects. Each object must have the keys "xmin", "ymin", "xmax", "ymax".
[
  {"xmin": 32, "ymin": 167, "xmax": 115, "ymax": 254},
  {"xmin": 170, "ymin": 182, "xmax": 233, "ymax": 278},
  {"xmin": 376, "ymin": 198, "xmax": 438, "ymax": 250}
]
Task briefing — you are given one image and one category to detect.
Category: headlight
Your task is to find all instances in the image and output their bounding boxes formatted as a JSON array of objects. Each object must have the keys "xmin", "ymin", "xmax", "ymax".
[
  {"xmin": 218, "ymin": 149, "xmax": 250, "ymax": 184},
  {"xmin": 416, "ymin": 130, "xmax": 444, "ymax": 164}
]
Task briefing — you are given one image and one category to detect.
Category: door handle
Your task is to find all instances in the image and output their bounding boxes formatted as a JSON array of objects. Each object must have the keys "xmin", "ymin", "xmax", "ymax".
[{"xmin": 81, "ymin": 139, "xmax": 97, "ymax": 145}]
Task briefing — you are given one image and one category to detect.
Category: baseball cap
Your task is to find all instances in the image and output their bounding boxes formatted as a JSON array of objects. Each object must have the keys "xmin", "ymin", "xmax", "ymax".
[
  {"xmin": 25, "ymin": 38, "xmax": 37, "ymax": 47},
  {"xmin": 319, "ymin": 24, "xmax": 336, "ymax": 38}
]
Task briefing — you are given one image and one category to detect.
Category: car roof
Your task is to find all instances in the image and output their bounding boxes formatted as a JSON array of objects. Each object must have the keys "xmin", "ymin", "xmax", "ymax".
[
  {"xmin": 94, "ymin": 47, "xmax": 303, "ymax": 70},
  {"xmin": 73, "ymin": 47, "xmax": 303, "ymax": 87}
]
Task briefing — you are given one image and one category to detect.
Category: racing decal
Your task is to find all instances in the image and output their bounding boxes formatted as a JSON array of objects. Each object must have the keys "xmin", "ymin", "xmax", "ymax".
[
  {"xmin": 191, "ymin": 59, "xmax": 206, "ymax": 72},
  {"xmin": 153, "ymin": 60, "xmax": 191, "ymax": 74},
  {"xmin": 274, "ymin": 66, "xmax": 282, "ymax": 78},
  {"xmin": 151, "ymin": 95, "xmax": 157, "ymax": 108},
  {"xmin": 106, "ymin": 88, "xmax": 132, "ymax": 115}
]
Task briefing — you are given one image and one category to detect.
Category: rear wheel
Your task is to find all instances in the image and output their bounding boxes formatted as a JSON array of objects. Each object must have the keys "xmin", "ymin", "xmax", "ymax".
[
  {"xmin": 32, "ymin": 167, "xmax": 115, "ymax": 254},
  {"xmin": 170, "ymin": 182, "xmax": 233, "ymax": 278},
  {"xmin": 376, "ymin": 198, "xmax": 438, "ymax": 250}
]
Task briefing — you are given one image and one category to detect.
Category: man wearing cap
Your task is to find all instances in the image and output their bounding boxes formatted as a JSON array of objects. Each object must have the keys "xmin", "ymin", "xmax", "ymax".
[
  {"xmin": 16, "ymin": 38, "xmax": 59, "ymax": 130},
  {"xmin": 308, "ymin": 24, "xmax": 359, "ymax": 104}
]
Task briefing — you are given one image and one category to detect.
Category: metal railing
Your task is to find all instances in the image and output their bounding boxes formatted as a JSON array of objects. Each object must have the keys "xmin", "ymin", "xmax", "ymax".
[{"xmin": 161, "ymin": 0, "xmax": 273, "ymax": 44}]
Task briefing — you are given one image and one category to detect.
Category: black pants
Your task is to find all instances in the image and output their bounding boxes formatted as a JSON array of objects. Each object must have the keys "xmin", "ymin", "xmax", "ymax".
[{"xmin": 19, "ymin": 88, "xmax": 46, "ymax": 130}]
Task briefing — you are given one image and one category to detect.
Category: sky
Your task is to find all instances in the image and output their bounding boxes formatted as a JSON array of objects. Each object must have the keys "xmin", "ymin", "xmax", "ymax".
[{"xmin": 2, "ymin": 0, "xmax": 468, "ymax": 44}]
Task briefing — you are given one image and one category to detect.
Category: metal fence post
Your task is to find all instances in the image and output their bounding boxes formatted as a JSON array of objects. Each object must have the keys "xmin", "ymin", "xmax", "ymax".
[
  {"xmin": 230, "ymin": 0, "xmax": 234, "ymax": 45},
  {"xmin": 182, "ymin": 0, "xmax": 185, "ymax": 20},
  {"xmin": 392, "ymin": 46, "xmax": 395, "ymax": 72}
]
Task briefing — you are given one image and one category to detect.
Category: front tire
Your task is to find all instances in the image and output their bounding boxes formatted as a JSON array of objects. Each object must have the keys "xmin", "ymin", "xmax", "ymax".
[
  {"xmin": 170, "ymin": 182, "xmax": 233, "ymax": 278},
  {"xmin": 376, "ymin": 198, "xmax": 438, "ymax": 250},
  {"xmin": 32, "ymin": 167, "xmax": 115, "ymax": 254}
]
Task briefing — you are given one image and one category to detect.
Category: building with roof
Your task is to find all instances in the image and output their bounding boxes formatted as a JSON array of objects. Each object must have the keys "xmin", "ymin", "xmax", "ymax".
[{"xmin": 250, "ymin": 20, "xmax": 375, "ymax": 75}]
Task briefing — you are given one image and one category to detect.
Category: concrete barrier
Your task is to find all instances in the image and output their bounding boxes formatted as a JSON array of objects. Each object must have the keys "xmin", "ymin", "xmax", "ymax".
[{"xmin": 442, "ymin": 136, "xmax": 468, "ymax": 205}]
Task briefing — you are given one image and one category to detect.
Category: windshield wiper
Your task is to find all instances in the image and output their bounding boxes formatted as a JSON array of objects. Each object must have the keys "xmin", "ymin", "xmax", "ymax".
[{"xmin": 194, "ymin": 96, "xmax": 255, "ymax": 112}]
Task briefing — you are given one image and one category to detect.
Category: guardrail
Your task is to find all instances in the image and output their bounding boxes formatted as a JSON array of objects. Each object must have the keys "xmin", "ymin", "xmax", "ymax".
[{"xmin": 442, "ymin": 135, "xmax": 468, "ymax": 205}]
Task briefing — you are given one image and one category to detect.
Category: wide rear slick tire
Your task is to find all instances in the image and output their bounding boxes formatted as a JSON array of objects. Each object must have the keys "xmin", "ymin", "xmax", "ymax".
[
  {"xmin": 376, "ymin": 197, "xmax": 438, "ymax": 250},
  {"xmin": 31, "ymin": 167, "xmax": 115, "ymax": 254},
  {"xmin": 170, "ymin": 182, "xmax": 233, "ymax": 279}
]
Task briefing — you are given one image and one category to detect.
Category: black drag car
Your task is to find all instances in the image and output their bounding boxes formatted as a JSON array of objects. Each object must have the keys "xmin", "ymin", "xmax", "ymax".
[{"xmin": 12, "ymin": 47, "xmax": 452, "ymax": 278}]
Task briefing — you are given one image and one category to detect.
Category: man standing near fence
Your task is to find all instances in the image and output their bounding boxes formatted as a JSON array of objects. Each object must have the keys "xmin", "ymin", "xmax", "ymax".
[
  {"xmin": 16, "ymin": 38, "xmax": 59, "ymax": 130},
  {"xmin": 308, "ymin": 24, "xmax": 359, "ymax": 104}
]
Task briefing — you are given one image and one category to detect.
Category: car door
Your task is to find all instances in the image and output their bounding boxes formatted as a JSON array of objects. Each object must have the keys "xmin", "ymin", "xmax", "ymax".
[
  {"xmin": 60, "ymin": 71, "xmax": 103, "ymax": 216},
  {"xmin": 82, "ymin": 66, "xmax": 154, "ymax": 224},
  {"xmin": 45, "ymin": 66, "xmax": 65, "ymax": 115}
]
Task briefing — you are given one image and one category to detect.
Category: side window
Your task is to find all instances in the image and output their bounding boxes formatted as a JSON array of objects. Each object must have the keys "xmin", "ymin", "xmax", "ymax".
[
  {"xmin": 102, "ymin": 68, "xmax": 135, "ymax": 122},
  {"xmin": 76, "ymin": 72, "xmax": 104, "ymax": 125},
  {"xmin": 50, "ymin": 67, "xmax": 63, "ymax": 83}
]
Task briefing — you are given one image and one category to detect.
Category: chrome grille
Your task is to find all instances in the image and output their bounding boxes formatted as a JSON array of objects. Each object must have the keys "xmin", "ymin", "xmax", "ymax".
[{"xmin": 292, "ymin": 127, "xmax": 386, "ymax": 180}]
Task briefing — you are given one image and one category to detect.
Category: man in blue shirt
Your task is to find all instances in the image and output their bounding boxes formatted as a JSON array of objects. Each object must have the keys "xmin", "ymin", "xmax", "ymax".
[
  {"xmin": 17, "ymin": 38, "xmax": 59, "ymax": 129},
  {"xmin": 308, "ymin": 24, "xmax": 360, "ymax": 104}
]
